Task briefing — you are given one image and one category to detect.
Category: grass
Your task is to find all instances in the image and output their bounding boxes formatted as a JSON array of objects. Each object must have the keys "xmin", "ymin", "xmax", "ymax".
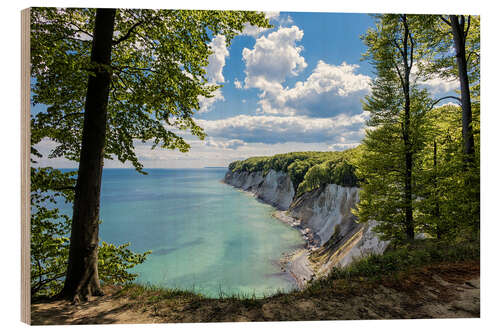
[{"xmin": 305, "ymin": 238, "xmax": 479, "ymax": 294}]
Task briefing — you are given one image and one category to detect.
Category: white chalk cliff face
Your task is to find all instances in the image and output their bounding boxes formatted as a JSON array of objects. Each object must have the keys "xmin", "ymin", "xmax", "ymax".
[
  {"xmin": 224, "ymin": 170, "xmax": 295, "ymax": 210},
  {"xmin": 289, "ymin": 184, "xmax": 360, "ymax": 246},
  {"xmin": 224, "ymin": 169, "xmax": 389, "ymax": 277}
]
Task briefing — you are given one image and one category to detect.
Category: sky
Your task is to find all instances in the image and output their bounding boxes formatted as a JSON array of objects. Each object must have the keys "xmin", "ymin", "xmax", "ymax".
[{"xmin": 34, "ymin": 11, "xmax": 459, "ymax": 169}]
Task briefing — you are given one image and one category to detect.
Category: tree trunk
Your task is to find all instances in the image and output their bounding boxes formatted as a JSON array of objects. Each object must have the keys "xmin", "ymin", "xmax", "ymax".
[
  {"xmin": 60, "ymin": 8, "xmax": 116, "ymax": 303},
  {"xmin": 401, "ymin": 15, "xmax": 415, "ymax": 240},
  {"xmin": 433, "ymin": 140, "xmax": 441, "ymax": 239},
  {"xmin": 450, "ymin": 15, "xmax": 475, "ymax": 167}
]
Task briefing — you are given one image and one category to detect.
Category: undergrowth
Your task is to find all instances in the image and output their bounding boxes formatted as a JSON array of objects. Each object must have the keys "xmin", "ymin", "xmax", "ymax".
[{"xmin": 305, "ymin": 239, "xmax": 479, "ymax": 294}]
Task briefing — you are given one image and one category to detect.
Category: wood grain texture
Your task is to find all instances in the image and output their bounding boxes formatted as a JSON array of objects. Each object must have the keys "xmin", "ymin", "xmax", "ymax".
[{"xmin": 21, "ymin": 7, "xmax": 31, "ymax": 325}]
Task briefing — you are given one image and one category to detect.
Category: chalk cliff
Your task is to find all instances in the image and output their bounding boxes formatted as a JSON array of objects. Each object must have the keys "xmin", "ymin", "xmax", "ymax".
[
  {"xmin": 224, "ymin": 169, "xmax": 295, "ymax": 210},
  {"xmin": 224, "ymin": 169, "xmax": 390, "ymax": 282}
]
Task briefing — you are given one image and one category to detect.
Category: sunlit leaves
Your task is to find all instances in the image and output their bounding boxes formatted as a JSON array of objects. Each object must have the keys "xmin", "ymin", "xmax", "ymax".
[{"xmin": 31, "ymin": 8, "xmax": 270, "ymax": 172}]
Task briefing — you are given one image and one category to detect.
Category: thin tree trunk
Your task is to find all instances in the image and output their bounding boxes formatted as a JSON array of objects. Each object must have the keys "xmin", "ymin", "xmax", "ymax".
[
  {"xmin": 433, "ymin": 140, "xmax": 441, "ymax": 239},
  {"xmin": 450, "ymin": 15, "xmax": 475, "ymax": 167},
  {"xmin": 401, "ymin": 15, "xmax": 415, "ymax": 240},
  {"xmin": 60, "ymin": 8, "xmax": 116, "ymax": 303}
]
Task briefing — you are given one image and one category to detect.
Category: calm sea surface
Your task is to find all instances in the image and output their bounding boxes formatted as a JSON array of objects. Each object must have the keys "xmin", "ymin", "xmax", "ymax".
[{"xmin": 54, "ymin": 168, "xmax": 304, "ymax": 297}]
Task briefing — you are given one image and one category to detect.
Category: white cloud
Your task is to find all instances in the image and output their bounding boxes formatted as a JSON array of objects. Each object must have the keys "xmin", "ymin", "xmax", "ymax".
[
  {"xmin": 195, "ymin": 111, "xmax": 369, "ymax": 144},
  {"xmin": 205, "ymin": 138, "xmax": 247, "ymax": 150},
  {"xmin": 242, "ymin": 26, "xmax": 307, "ymax": 90},
  {"xmin": 420, "ymin": 75, "xmax": 460, "ymax": 95},
  {"xmin": 328, "ymin": 143, "xmax": 359, "ymax": 151},
  {"xmin": 257, "ymin": 61, "xmax": 372, "ymax": 117},
  {"xmin": 241, "ymin": 25, "xmax": 370, "ymax": 118},
  {"xmin": 440, "ymin": 101, "xmax": 460, "ymax": 108},
  {"xmin": 198, "ymin": 35, "xmax": 229, "ymax": 113},
  {"xmin": 206, "ymin": 35, "xmax": 229, "ymax": 83},
  {"xmin": 411, "ymin": 61, "xmax": 460, "ymax": 95},
  {"xmin": 234, "ymin": 78, "xmax": 242, "ymax": 89},
  {"xmin": 198, "ymin": 88, "xmax": 225, "ymax": 113}
]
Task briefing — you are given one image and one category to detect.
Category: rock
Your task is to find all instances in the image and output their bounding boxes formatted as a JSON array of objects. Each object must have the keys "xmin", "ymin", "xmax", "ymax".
[{"xmin": 224, "ymin": 168, "xmax": 389, "ymax": 283}]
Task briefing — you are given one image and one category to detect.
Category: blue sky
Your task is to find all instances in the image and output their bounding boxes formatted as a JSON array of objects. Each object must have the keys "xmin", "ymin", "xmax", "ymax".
[{"xmin": 35, "ymin": 11, "xmax": 459, "ymax": 169}]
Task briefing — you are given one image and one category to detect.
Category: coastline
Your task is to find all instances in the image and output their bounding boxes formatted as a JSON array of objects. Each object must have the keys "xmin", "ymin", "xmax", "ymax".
[
  {"xmin": 273, "ymin": 210, "xmax": 317, "ymax": 289},
  {"xmin": 222, "ymin": 175, "xmax": 318, "ymax": 290}
]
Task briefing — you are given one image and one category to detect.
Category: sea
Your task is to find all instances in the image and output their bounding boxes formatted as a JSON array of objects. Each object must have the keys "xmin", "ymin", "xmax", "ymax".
[{"xmin": 52, "ymin": 168, "xmax": 305, "ymax": 298}]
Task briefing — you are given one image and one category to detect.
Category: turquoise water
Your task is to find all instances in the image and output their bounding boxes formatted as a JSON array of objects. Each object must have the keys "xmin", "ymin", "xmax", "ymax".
[{"xmin": 56, "ymin": 168, "xmax": 305, "ymax": 297}]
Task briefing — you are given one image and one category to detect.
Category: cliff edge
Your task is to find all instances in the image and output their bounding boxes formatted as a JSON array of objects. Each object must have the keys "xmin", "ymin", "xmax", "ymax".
[{"xmin": 224, "ymin": 169, "xmax": 389, "ymax": 285}]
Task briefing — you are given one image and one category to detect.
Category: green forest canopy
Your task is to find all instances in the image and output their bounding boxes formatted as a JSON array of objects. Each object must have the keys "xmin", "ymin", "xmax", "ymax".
[{"xmin": 228, "ymin": 146, "xmax": 363, "ymax": 196}]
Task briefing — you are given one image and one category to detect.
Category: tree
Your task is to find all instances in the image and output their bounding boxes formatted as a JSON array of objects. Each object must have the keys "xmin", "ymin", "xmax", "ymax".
[
  {"xmin": 30, "ymin": 167, "xmax": 150, "ymax": 298},
  {"xmin": 30, "ymin": 8, "xmax": 270, "ymax": 302},
  {"xmin": 415, "ymin": 15, "xmax": 480, "ymax": 167},
  {"xmin": 413, "ymin": 14, "xmax": 480, "ymax": 238},
  {"xmin": 356, "ymin": 14, "xmax": 431, "ymax": 241},
  {"xmin": 415, "ymin": 104, "xmax": 480, "ymax": 240},
  {"xmin": 442, "ymin": 15, "xmax": 478, "ymax": 166}
]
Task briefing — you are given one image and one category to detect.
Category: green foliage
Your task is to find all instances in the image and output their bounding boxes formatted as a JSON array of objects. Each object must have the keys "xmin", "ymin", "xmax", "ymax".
[
  {"xmin": 228, "ymin": 148, "xmax": 362, "ymax": 194},
  {"xmin": 31, "ymin": 205, "xmax": 71, "ymax": 298},
  {"xmin": 297, "ymin": 159, "xmax": 358, "ymax": 196},
  {"xmin": 357, "ymin": 14, "xmax": 480, "ymax": 243},
  {"xmin": 31, "ymin": 8, "xmax": 271, "ymax": 173},
  {"xmin": 98, "ymin": 242, "xmax": 151, "ymax": 286},
  {"xmin": 414, "ymin": 15, "xmax": 480, "ymax": 94},
  {"xmin": 356, "ymin": 14, "xmax": 436, "ymax": 241},
  {"xmin": 414, "ymin": 104, "xmax": 480, "ymax": 239},
  {"xmin": 30, "ymin": 166, "xmax": 151, "ymax": 298},
  {"xmin": 313, "ymin": 239, "xmax": 479, "ymax": 283},
  {"xmin": 31, "ymin": 204, "xmax": 151, "ymax": 298}
]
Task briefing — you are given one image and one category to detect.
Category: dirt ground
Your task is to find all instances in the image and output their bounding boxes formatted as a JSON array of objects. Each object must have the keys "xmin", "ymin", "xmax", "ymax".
[{"xmin": 31, "ymin": 261, "xmax": 480, "ymax": 325}]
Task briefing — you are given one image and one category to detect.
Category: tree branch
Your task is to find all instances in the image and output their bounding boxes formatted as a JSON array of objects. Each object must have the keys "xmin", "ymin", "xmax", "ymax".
[
  {"xmin": 54, "ymin": 112, "xmax": 84, "ymax": 127},
  {"xmin": 408, "ymin": 31, "xmax": 415, "ymax": 71},
  {"xmin": 466, "ymin": 51, "xmax": 480, "ymax": 65},
  {"xmin": 53, "ymin": 186, "xmax": 76, "ymax": 191},
  {"xmin": 428, "ymin": 95, "xmax": 462, "ymax": 111},
  {"xmin": 464, "ymin": 15, "xmax": 471, "ymax": 39},
  {"xmin": 31, "ymin": 272, "xmax": 66, "ymax": 295},
  {"xmin": 113, "ymin": 21, "xmax": 144, "ymax": 45},
  {"xmin": 440, "ymin": 15, "xmax": 451, "ymax": 26},
  {"xmin": 113, "ymin": 65, "xmax": 157, "ymax": 73}
]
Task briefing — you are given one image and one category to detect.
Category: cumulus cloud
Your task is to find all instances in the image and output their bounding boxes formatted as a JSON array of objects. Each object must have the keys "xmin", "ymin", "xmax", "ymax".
[
  {"xmin": 242, "ymin": 26, "xmax": 307, "ymax": 90},
  {"xmin": 411, "ymin": 61, "xmax": 460, "ymax": 95},
  {"xmin": 204, "ymin": 138, "xmax": 247, "ymax": 150},
  {"xmin": 328, "ymin": 143, "xmax": 359, "ymax": 151},
  {"xmin": 198, "ymin": 35, "xmax": 229, "ymax": 113},
  {"xmin": 195, "ymin": 112, "xmax": 369, "ymax": 145},
  {"xmin": 420, "ymin": 75, "xmax": 460, "ymax": 95},
  {"xmin": 257, "ymin": 61, "xmax": 372, "ymax": 117},
  {"xmin": 198, "ymin": 89, "xmax": 225, "ymax": 113},
  {"xmin": 440, "ymin": 101, "xmax": 461, "ymax": 108},
  {"xmin": 234, "ymin": 78, "xmax": 242, "ymax": 89},
  {"xmin": 206, "ymin": 35, "xmax": 229, "ymax": 83},
  {"xmin": 241, "ymin": 25, "xmax": 370, "ymax": 118}
]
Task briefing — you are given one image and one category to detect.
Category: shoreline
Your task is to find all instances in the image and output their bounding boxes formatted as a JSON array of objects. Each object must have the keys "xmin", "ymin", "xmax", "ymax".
[
  {"xmin": 272, "ymin": 210, "xmax": 317, "ymax": 289},
  {"xmin": 222, "ymin": 176, "xmax": 318, "ymax": 290}
]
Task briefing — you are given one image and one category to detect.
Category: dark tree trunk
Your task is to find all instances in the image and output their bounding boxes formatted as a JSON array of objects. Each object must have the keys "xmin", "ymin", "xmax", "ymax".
[
  {"xmin": 60, "ymin": 8, "xmax": 116, "ymax": 303},
  {"xmin": 450, "ymin": 15, "xmax": 475, "ymax": 167},
  {"xmin": 401, "ymin": 15, "xmax": 415, "ymax": 240},
  {"xmin": 433, "ymin": 140, "xmax": 441, "ymax": 239}
]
